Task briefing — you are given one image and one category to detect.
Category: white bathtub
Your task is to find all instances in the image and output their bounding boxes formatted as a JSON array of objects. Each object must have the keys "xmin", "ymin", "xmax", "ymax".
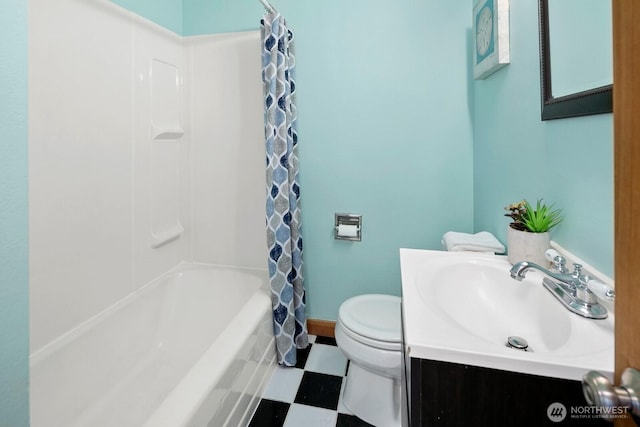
[{"xmin": 30, "ymin": 263, "xmax": 276, "ymax": 427}]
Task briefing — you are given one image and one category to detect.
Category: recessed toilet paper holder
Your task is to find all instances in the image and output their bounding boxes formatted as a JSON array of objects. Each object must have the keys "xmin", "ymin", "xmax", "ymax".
[{"xmin": 335, "ymin": 213, "xmax": 362, "ymax": 241}]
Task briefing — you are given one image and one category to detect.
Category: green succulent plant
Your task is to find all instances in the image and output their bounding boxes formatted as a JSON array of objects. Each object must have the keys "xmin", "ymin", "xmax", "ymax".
[{"xmin": 504, "ymin": 199, "xmax": 563, "ymax": 233}]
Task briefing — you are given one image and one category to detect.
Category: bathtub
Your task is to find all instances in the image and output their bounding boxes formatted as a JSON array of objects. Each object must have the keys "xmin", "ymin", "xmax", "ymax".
[{"xmin": 30, "ymin": 263, "xmax": 276, "ymax": 427}]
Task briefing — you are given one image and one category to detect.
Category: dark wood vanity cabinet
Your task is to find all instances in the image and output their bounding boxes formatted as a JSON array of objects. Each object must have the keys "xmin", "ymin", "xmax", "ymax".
[{"xmin": 403, "ymin": 356, "xmax": 610, "ymax": 427}]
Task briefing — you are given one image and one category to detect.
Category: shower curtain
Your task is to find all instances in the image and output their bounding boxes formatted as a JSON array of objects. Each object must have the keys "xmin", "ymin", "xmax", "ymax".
[{"xmin": 261, "ymin": 13, "xmax": 308, "ymax": 366}]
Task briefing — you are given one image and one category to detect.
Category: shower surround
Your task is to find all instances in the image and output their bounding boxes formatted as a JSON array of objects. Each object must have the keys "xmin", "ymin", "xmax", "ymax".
[{"xmin": 29, "ymin": 0, "xmax": 270, "ymax": 424}]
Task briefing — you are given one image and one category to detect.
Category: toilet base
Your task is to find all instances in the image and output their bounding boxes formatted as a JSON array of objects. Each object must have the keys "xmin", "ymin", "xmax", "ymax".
[{"xmin": 343, "ymin": 362, "xmax": 401, "ymax": 427}]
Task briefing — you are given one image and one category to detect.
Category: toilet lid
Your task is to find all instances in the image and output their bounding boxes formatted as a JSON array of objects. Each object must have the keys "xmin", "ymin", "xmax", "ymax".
[{"xmin": 338, "ymin": 294, "xmax": 402, "ymax": 344}]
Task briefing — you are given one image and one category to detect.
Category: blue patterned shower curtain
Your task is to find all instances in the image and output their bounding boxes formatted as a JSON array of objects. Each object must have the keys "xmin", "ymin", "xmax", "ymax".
[{"xmin": 261, "ymin": 13, "xmax": 308, "ymax": 366}]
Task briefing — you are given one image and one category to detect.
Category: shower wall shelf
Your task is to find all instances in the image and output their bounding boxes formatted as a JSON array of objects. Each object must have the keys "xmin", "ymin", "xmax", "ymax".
[
  {"xmin": 150, "ymin": 224, "xmax": 184, "ymax": 249},
  {"xmin": 151, "ymin": 124, "xmax": 184, "ymax": 140}
]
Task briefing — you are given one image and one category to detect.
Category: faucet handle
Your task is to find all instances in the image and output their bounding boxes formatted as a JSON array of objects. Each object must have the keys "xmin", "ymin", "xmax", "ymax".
[
  {"xmin": 578, "ymin": 274, "xmax": 593, "ymax": 286},
  {"xmin": 572, "ymin": 263, "xmax": 583, "ymax": 276},
  {"xmin": 572, "ymin": 265, "xmax": 600, "ymax": 305},
  {"xmin": 573, "ymin": 272, "xmax": 598, "ymax": 304},
  {"xmin": 551, "ymin": 256, "xmax": 568, "ymax": 274},
  {"xmin": 576, "ymin": 284, "xmax": 598, "ymax": 304}
]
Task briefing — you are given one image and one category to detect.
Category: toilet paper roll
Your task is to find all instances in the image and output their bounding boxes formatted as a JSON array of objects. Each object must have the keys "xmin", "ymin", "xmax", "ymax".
[{"xmin": 337, "ymin": 224, "xmax": 359, "ymax": 238}]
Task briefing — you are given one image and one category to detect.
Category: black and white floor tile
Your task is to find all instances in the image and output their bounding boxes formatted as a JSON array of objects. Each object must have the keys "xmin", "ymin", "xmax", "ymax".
[{"xmin": 248, "ymin": 335, "xmax": 375, "ymax": 427}]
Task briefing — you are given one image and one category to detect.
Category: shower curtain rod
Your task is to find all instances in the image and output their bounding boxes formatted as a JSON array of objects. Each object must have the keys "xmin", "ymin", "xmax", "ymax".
[{"xmin": 259, "ymin": 0, "xmax": 277, "ymax": 14}]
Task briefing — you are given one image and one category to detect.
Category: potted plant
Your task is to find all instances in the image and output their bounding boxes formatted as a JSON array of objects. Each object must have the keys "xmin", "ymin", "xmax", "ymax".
[{"xmin": 504, "ymin": 199, "xmax": 563, "ymax": 265}]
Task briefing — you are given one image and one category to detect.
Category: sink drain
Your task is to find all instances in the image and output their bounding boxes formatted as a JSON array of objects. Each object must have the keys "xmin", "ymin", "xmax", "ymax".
[{"xmin": 506, "ymin": 336, "xmax": 531, "ymax": 352}]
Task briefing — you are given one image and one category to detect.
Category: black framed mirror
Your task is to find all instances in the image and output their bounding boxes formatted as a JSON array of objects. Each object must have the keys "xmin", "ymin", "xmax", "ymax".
[{"xmin": 538, "ymin": 0, "xmax": 612, "ymax": 121}]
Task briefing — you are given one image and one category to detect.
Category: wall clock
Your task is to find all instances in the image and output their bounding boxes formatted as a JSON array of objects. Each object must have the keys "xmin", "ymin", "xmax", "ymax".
[{"xmin": 473, "ymin": 0, "xmax": 510, "ymax": 80}]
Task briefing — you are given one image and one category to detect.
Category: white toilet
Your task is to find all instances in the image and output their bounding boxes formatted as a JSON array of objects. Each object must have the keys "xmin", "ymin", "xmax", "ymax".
[{"xmin": 335, "ymin": 294, "xmax": 402, "ymax": 427}]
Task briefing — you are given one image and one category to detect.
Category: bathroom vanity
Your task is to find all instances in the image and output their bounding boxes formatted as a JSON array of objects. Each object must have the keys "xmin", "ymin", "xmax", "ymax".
[
  {"xmin": 399, "ymin": 249, "xmax": 614, "ymax": 426},
  {"xmin": 404, "ymin": 357, "xmax": 608, "ymax": 426}
]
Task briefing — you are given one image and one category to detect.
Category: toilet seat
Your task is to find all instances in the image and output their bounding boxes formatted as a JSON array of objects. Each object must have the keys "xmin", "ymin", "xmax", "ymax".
[
  {"xmin": 335, "ymin": 294, "xmax": 404, "ymax": 426},
  {"xmin": 338, "ymin": 294, "xmax": 402, "ymax": 352}
]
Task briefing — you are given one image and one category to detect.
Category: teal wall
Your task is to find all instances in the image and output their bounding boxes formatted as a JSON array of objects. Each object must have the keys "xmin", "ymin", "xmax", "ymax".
[
  {"xmin": 183, "ymin": 0, "xmax": 250, "ymax": 35},
  {"xmin": 110, "ymin": 0, "xmax": 183, "ymax": 34},
  {"xmin": 472, "ymin": 0, "xmax": 614, "ymax": 277},
  {"xmin": 0, "ymin": 0, "xmax": 30, "ymax": 425},
  {"xmin": 183, "ymin": 0, "xmax": 475, "ymax": 321}
]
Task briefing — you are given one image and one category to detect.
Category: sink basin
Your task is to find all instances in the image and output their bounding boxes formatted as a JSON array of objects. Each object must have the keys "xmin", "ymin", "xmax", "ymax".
[
  {"xmin": 422, "ymin": 256, "xmax": 573, "ymax": 352},
  {"xmin": 400, "ymin": 249, "xmax": 614, "ymax": 381}
]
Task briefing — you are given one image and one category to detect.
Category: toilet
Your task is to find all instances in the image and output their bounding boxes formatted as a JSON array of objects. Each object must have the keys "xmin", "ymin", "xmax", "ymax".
[{"xmin": 335, "ymin": 294, "xmax": 402, "ymax": 427}]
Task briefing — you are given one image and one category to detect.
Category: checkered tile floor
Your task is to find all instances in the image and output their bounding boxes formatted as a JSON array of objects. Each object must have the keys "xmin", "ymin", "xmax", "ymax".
[{"xmin": 248, "ymin": 335, "xmax": 375, "ymax": 427}]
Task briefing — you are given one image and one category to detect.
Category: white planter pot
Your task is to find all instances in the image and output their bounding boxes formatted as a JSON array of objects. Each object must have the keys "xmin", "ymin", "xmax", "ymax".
[{"xmin": 506, "ymin": 226, "xmax": 550, "ymax": 266}]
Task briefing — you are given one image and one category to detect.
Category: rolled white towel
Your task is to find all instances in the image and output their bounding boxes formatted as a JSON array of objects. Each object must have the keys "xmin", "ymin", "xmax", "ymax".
[{"xmin": 442, "ymin": 231, "xmax": 505, "ymax": 254}]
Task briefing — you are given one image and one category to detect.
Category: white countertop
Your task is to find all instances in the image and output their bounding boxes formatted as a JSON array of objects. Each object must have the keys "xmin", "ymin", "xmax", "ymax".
[{"xmin": 399, "ymin": 248, "xmax": 614, "ymax": 381}]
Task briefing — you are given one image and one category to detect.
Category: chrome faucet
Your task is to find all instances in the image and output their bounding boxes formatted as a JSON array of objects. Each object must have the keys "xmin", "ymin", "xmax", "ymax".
[
  {"xmin": 510, "ymin": 260, "xmax": 582, "ymax": 286},
  {"xmin": 509, "ymin": 260, "xmax": 608, "ymax": 319}
]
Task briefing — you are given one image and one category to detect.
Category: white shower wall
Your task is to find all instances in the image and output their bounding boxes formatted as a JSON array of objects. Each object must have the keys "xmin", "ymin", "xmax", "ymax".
[
  {"xmin": 29, "ymin": 1, "xmax": 266, "ymax": 353},
  {"xmin": 186, "ymin": 32, "xmax": 267, "ymax": 270}
]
